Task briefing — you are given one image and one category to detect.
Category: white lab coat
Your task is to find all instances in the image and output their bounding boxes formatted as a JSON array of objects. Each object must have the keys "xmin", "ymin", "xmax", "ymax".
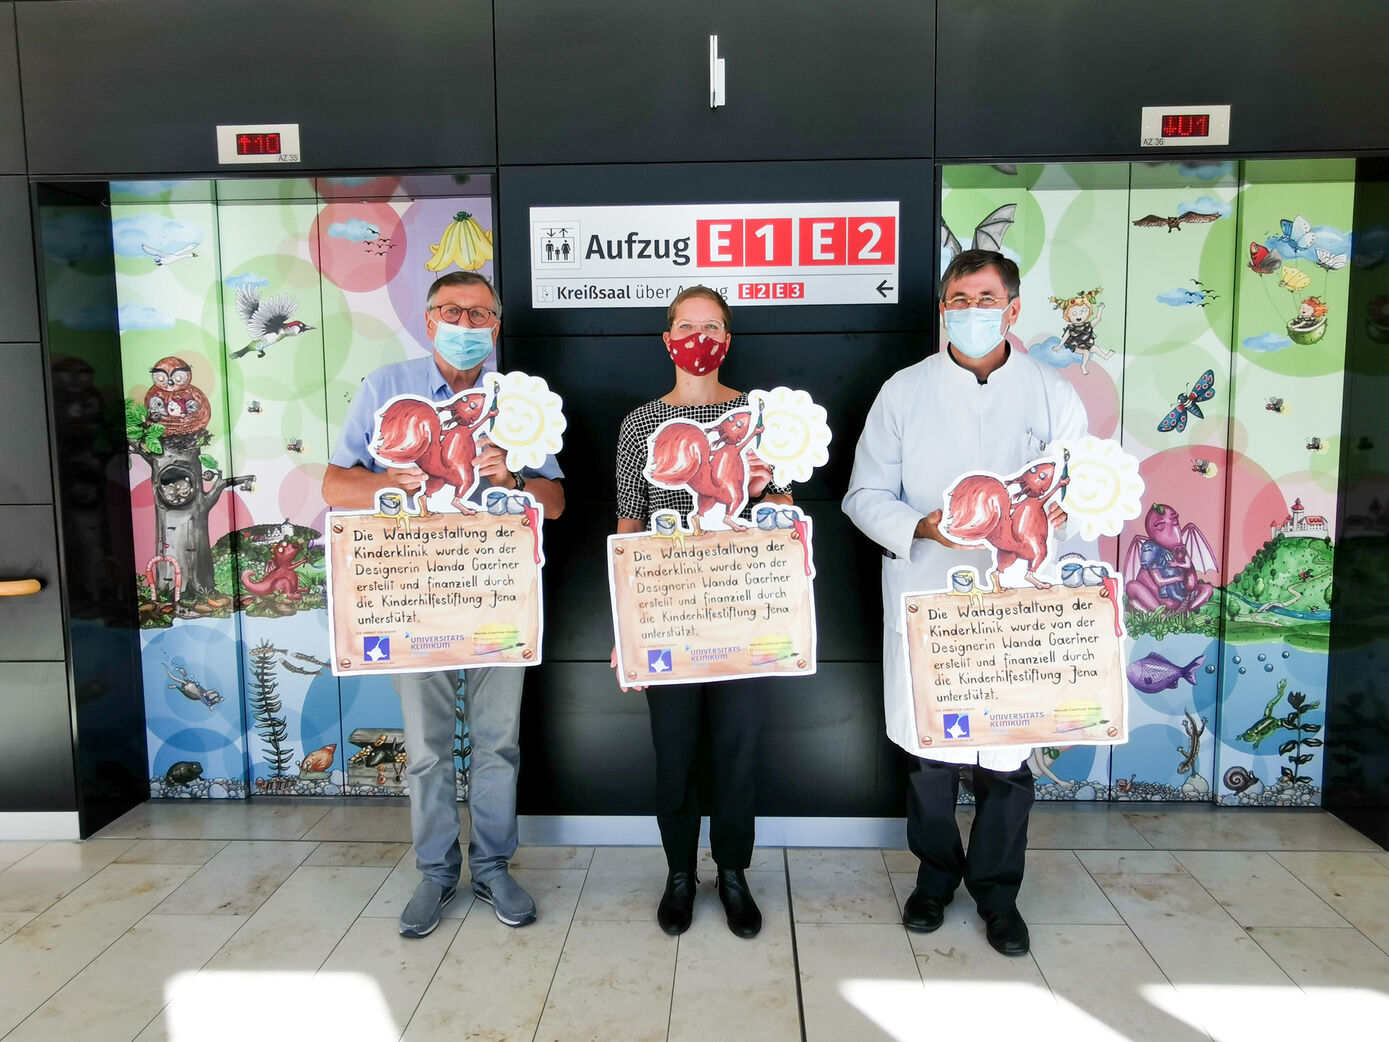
[{"xmin": 842, "ymin": 342, "xmax": 1088, "ymax": 770}]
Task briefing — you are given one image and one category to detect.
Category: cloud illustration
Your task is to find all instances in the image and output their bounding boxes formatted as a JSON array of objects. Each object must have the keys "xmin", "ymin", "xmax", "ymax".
[
  {"xmin": 110, "ymin": 180, "xmax": 193, "ymax": 198},
  {"xmin": 328, "ymin": 218, "xmax": 381, "ymax": 242},
  {"xmin": 111, "ymin": 213, "xmax": 203, "ymax": 258},
  {"xmin": 118, "ymin": 302, "xmax": 177, "ymax": 332},
  {"xmin": 1157, "ymin": 287, "xmax": 1208, "ymax": 307},
  {"xmin": 1177, "ymin": 162, "xmax": 1234, "ymax": 181},
  {"xmin": 1027, "ymin": 336, "xmax": 1079, "ymax": 369},
  {"xmin": 1243, "ymin": 332, "xmax": 1292, "ymax": 353},
  {"xmin": 1178, "ymin": 196, "xmax": 1232, "ymax": 219},
  {"xmin": 225, "ymin": 271, "xmax": 269, "ymax": 291}
]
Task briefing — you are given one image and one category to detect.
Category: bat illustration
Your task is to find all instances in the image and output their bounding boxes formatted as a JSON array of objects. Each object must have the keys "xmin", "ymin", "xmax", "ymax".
[
  {"xmin": 1132, "ymin": 212, "xmax": 1221, "ymax": 232},
  {"xmin": 942, "ymin": 204, "xmax": 1017, "ymax": 259}
]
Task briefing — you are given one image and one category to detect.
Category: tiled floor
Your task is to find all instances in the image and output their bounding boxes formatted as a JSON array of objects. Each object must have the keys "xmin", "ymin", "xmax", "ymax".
[{"xmin": 1, "ymin": 802, "xmax": 1386, "ymax": 1041}]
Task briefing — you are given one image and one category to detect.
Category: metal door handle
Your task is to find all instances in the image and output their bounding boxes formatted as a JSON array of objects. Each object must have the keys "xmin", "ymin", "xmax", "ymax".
[{"xmin": 0, "ymin": 579, "xmax": 40, "ymax": 597}]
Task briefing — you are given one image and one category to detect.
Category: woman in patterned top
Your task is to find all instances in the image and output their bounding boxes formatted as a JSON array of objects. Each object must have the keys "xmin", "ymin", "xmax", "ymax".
[{"xmin": 611, "ymin": 286, "xmax": 791, "ymax": 939}]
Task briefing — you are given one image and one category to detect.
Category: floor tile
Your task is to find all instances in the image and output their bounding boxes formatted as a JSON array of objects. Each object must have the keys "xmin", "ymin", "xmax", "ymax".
[
  {"xmin": 114, "ymin": 840, "xmax": 229, "ymax": 866},
  {"xmin": 304, "ymin": 840, "xmax": 411, "ymax": 868},
  {"xmin": 91, "ymin": 800, "xmax": 332, "ymax": 841},
  {"xmin": 1173, "ymin": 851, "xmax": 1347, "ymax": 928},
  {"xmin": 4, "ymin": 913, "xmax": 242, "ymax": 1042},
  {"xmin": 1032, "ymin": 924, "xmax": 1210, "ymax": 1042},
  {"xmin": 403, "ymin": 867, "xmax": 585, "ymax": 1041},
  {"xmin": 669, "ymin": 869, "xmax": 799, "ymax": 1042},
  {"xmin": 0, "ymin": 862, "xmax": 197, "ymax": 1036},
  {"xmin": 1270, "ymin": 851, "xmax": 1389, "ymax": 951},
  {"xmin": 787, "ymin": 848, "xmax": 901, "ymax": 924},
  {"xmin": 1248, "ymin": 925, "xmax": 1389, "ymax": 987},
  {"xmin": 301, "ymin": 803, "xmax": 414, "ymax": 843},
  {"xmin": 696, "ymin": 845, "xmax": 785, "ymax": 873},
  {"xmin": 510, "ymin": 844, "xmax": 594, "ymax": 870},
  {"xmin": 1029, "ymin": 807, "xmax": 1154, "ymax": 850},
  {"xmin": 573, "ymin": 845, "xmax": 671, "ymax": 921},
  {"xmin": 203, "ymin": 865, "xmax": 391, "ymax": 972},
  {"xmin": 320, "ymin": 913, "xmax": 461, "ymax": 1036},
  {"xmin": 795, "ymin": 923, "xmax": 929, "ymax": 1042},
  {"xmin": 157, "ymin": 968, "xmax": 403, "ymax": 1040},
  {"xmin": 0, "ymin": 839, "xmax": 138, "ymax": 913},
  {"xmin": 1123, "ymin": 809, "xmax": 1378, "ymax": 851},
  {"xmin": 0, "ymin": 910, "xmax": 36, "ymax": 943},
  {"xmin": 882, "ymin": 848, "xmax": 917, "ymax": 873},
  {"xmin": 0, "ymin": 841, "xmax": 43, "ymax": 866},
  {"xmin": 534, "ymin": 919, "xmax": 677, "ymax": 1042},
  {"xmin": 152, "ymin": 840, "xmax": 316, "ymax": 916},
  {"xmin": 1074, "ymin": 849, "xmax": 1186, "ymax": 875},
  {"xmin": 1018, "ymin": 849, "xmax": 1124, "ymax": 924}
]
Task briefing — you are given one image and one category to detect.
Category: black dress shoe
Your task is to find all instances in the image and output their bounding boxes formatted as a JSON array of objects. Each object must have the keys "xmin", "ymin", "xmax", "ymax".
[
  {"xmin": 716, "ymin": 867, "xmax": 762, "ymax": 938},
  {"xmin": 657, "ymin": 870, "xmax": 697, "ymax": 935},
  {"xmin": 902, "ymin": 887, "xmax": 951, "ymax": 932},
  {"xmin": 983, "ymin": 909, "xmax": 1030, "ymax": 956}
]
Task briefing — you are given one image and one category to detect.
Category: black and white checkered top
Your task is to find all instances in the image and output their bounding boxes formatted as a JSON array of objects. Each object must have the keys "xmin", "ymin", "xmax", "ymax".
[{"xmin": 616, "ymin": 393, "xmax": 791, "ymax": 526}]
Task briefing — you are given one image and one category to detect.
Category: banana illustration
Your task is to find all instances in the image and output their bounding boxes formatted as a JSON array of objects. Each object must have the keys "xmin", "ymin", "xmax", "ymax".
[{"xmin": 425, "ymin": 211, "xmax": 495, "ymax": 272}]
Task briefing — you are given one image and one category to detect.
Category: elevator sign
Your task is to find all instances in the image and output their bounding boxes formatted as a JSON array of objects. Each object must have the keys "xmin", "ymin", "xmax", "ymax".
[{"xmin": 529, "ymin": 201, "xmax": 899, "ymax": 308}]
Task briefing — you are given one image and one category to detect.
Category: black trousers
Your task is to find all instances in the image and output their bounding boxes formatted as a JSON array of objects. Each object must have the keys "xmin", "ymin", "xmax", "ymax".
[
  {"xmin": 906, "ymin": 756, "xmax": 1034, "ymax": 916},
  {"xmin": 646, "ymin": 684, "xmax": 765, "ymax": 873}
]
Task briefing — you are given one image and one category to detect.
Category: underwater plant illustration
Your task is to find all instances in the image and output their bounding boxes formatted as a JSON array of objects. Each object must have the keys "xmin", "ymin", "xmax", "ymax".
[
  {"xmin": 1239, "ymin": 678, "xmax": 1323, "ymax": 784},
  {"xmin": 248, "ymin": 640, "xmax": 296, "ymax": 784}
]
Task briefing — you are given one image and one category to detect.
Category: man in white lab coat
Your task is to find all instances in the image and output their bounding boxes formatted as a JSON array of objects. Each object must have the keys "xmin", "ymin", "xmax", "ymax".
[{"xmin": 843, "ymin": 249, "xmax": 1087, "ymax": 956}]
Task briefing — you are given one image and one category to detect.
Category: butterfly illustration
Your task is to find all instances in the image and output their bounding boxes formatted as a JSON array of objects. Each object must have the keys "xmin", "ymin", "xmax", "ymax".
[
  {"xmin": 1315, "ymin": 248, "xmax": 1347, "ymax": 270},
  {"xmin": 1274, "ymin": 215, "xmax": 1316, "ymax": 252},
  {"xmin": 1157, "ymin": 369, "xmax": 1217, "ymax": 433},
  {"xmin": 1248, "ymin": 243, "xmax": 1281, "ymax": 274}
]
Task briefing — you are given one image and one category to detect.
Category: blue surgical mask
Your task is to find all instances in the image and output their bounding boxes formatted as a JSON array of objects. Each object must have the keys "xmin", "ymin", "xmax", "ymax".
[
  {"xmin": 944, "ymin": 307, "xmax": 1008, "ymax": 359},
  {"xmin": 433, "ymin": 321, "xmax": 493, "ymax": 370}
]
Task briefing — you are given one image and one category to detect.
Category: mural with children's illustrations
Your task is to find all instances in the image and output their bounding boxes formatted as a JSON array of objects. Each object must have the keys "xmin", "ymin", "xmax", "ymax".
[
  {"xmin": 111, "ymin": 175, "xmax": 496, "ymax": 798},
  {"xmin": 941, "ymin": 160, "xmax": 1351, "ymax": 805}
]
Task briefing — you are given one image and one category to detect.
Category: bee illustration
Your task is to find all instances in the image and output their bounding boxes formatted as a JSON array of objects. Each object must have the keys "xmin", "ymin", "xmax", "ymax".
[
  {"xmin": 1191, "ymin": 458, "xmax": 1219, "ymax": 478},
  {"xmin": 286, "ymin": 439, "xmax": 306, "ymax": 454},
  {"xmin": 247, "ymin": 400, "xmax": 263, "ymax": 414},
  {"xmin": 1306, "ymin": 436, "xmax": 1326, "ymax": 453},
  {"xmin": 1265, "ymin": 396, "xmax": 1288, "ymax": 415}
]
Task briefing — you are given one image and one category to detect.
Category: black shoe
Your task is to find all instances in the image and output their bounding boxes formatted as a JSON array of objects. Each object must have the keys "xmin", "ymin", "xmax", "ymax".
[
  {"xmin": 902, "ymin": 886, "xmax": 951, "ymax": 932},
  {"xmin": 716, "ymin": 867, "xmax": 762, "ymax": 938},
  {"xmin": 657, "ymin": 870, "xmax": 697, "ymax": 935},
  {"xmin": 983, "ymin": 908, "xmax": 1030, "ymax": 956}
]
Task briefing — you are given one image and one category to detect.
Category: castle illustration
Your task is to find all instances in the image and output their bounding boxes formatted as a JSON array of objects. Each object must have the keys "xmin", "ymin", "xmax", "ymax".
[{"xmin": 1270, "ymin": 498, "xmax": 1329, "ymax": 539}]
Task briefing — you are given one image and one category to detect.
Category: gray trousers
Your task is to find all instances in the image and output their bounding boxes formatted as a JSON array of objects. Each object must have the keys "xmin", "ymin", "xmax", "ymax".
[{"xmin": 392, "ymin": 666, "xmax": 523, "ymax": 888}]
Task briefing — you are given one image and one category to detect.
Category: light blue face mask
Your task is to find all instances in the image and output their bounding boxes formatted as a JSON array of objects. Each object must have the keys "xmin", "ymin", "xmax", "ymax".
[
  {"xmin": 944, "ymin": 307, "xmax": 1009, "ymax": 359},
  {"xmin": 433, "ymin": 321, "xmax": 494, "ymax": 370}
]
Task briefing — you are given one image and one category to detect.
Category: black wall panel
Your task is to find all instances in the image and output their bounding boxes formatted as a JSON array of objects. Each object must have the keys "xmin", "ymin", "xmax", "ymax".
[
  {"xmin": 498, "ymin": 161, "xmax": 937, "ymax": 338},
  {"xmin": 518, "ymin": 662, "xmax": 903, "ymax": 816},
  {"xmin": 0, "ymin": 663, "xmax": 76, "ymax": 811},
  {"xmin": 937, "ymin": 1, "xmax": 1389, "ymax": 159},
  {"xmin": 0, "ymin": 175, "xmax": 39, "ymax": 341},
  {"xmin": 0, "ymin": 341, "xmax": 52, "ymax": 503},
  {"xmin": 496, "ymin": 0, "xmax": 932, "ymax": 166},
  {"xmin": 0, "ymin": 504, "xmax": 64, "ymax": 660},
  {"xmin": 0, "ymin": 4, "xmax": 23, "ymax": 174},
  {"xmin": 16, "ymin": 0, "xmax": 496, "ymax": 175}
]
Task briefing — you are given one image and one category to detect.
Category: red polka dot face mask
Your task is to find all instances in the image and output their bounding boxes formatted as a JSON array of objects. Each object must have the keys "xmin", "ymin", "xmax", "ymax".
[{"xmin": 665, "ymin": 331, "xmax": 729, "ymax": 375}]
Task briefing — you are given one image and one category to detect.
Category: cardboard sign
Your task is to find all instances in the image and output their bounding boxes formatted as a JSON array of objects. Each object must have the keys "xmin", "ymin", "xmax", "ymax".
[
  {"xmin": 904, "ymin": 578, "xmax": 1127, "ymax": 748},
  {"xmin": 609, "ymin": 509, "xmax": 817, "ymax": 686},
  {"xmin": 327, "ymin": 505, "xmax": 544, "ymax": 676},
  {"xmin": 902, "ymin": 437, "xmax": 1144, "ymax": 749}
]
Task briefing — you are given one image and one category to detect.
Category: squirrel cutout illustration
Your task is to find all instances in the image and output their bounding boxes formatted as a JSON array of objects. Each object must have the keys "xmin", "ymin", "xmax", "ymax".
[
  {"xmin": 644, "ymin": 401, "xmax": 765, "ymax": 532},
  {"xmin": 942, "ymin": 452, "xmax": 1071, "ymax": 591},
  {"xmin": 370, "ymin": 389, "xmax": 498, "ymax": 512}
]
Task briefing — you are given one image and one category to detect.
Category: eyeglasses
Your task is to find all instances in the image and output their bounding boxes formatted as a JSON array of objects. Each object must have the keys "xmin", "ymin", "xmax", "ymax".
[
  {"xmin": 428, "ymin": 304, "xmax": 499, "ymax": 327},
  {"xmin": 671, "ymin": 319, "xmax": 728, "ymax": 338},
  {"xmin": 942, "ymin": 294, "xmax": 1011, "ymax": 311}
]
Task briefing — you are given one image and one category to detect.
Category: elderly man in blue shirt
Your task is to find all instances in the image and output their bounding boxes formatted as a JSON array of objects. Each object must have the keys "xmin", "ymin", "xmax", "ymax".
[{"xmin": 324, "ymin": 271, "xmax": 564, "ymax": 937}]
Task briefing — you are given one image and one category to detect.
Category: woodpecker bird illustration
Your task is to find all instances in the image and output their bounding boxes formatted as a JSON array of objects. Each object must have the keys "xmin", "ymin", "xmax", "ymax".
[{"xmin": 230, "ymin": 285, "xmax": 315, "ymax": 359}]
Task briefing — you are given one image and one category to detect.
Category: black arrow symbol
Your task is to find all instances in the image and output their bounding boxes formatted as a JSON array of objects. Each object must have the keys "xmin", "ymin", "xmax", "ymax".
[{"xmin": 876, "ymin": 279, "xmax": 893, "ymax": 298}]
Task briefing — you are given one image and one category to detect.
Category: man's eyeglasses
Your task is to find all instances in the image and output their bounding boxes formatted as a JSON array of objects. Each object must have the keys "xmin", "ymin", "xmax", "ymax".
[
  {"xmin": 942, "ymin": 294, "xmax": 1011, "ymax": 311},
  {"xmin": 429, "ymin": 304, "xmax": 499, "ymax": 327},
  {"xmin": 671, "ymin": 319, "xmax": 728, "ymax": 338}
]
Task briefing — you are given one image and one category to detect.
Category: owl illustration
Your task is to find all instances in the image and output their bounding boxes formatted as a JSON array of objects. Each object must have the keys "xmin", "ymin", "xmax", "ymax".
[{"xmin": 145, "ymin": 356, "xmax": 210, "ymax": 436}]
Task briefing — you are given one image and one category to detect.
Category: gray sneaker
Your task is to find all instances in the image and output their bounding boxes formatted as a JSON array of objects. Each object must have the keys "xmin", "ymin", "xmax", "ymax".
[
  {"xmin": 471, "ymin": 871, "xmax": 537, "ymax": 927},
  {"xmin": 399, "ymin": 878, "xmax": 457, "ymax": 938}
]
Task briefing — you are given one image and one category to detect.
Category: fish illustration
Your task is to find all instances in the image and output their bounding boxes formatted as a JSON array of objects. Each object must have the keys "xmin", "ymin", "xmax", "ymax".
[
  {"xmin": 164, "ymin": 761, "xmax": 203, "ymax": 786},
  {"xmin": 1126, "ymin": 653, "xmax": 1204, "ymax": 694},
  {"xmin": 299, "ymin": 744, "xmax": 336, "ymax": 773}
]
